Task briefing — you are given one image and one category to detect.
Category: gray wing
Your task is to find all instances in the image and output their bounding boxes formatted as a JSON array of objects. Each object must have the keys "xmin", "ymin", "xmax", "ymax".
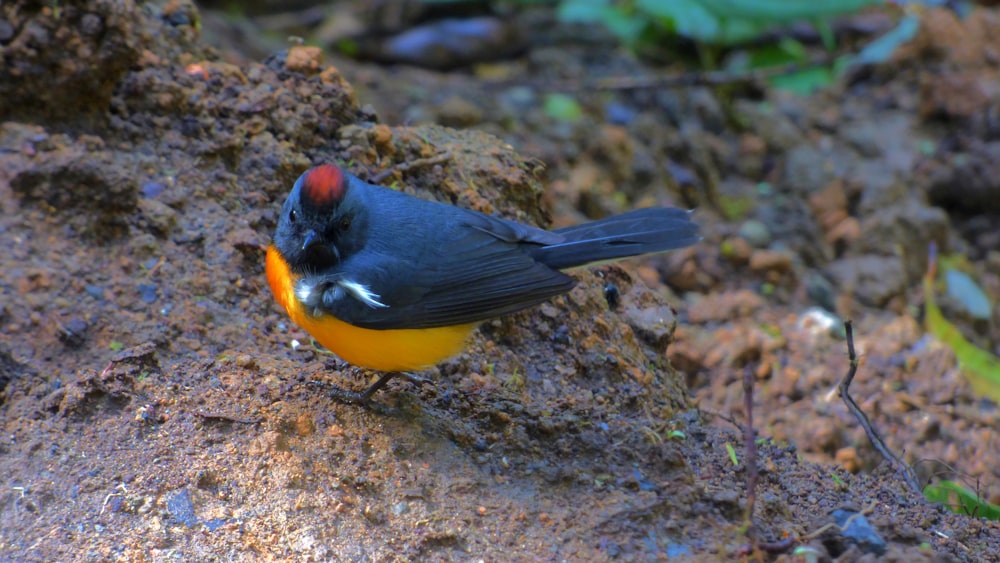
[{"xmin": 306, "ymin": 211, "xmax": 576, "ymax": 330}]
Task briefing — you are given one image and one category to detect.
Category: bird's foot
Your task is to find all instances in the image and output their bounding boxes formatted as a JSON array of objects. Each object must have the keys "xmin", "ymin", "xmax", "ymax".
[{"xmin": 311, "ymin": 371, "xmax": 430, "ymax": 405}]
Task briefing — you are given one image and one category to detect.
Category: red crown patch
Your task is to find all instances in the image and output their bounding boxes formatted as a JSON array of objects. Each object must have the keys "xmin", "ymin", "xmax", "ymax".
[{"xmin": 300, "ymin": 164, "xmax": 346, "ymax": 206}]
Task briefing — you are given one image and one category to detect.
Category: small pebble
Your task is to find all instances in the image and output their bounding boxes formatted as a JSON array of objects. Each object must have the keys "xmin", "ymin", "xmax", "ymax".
[
  {"xmin": 738, "ymin": 219, "xmax": 772, "ymax": 248},
  {"xmin": 285, "ymin": 46, "xmax": 323, "ymax": 75},
  {"xmin": 137, "ymin": 283, "xmax": 159, "ymax": 304},
  {"xmin": 58, "ymin": 317, "xmax": 88, "ymax": 348},
  {"xmin": 85, "ymin": 285, "xmax": 105, "ymax": 300},
  {"xmin": 605, "ymin": 102, "xmax": 637, "ymax": 126},
  {"xmin": 749, "ymin": 249, "xmax": 792, "ymax": 273},
  {"xmin": 831, "ymin": 509, "xmax": 886, "ymax": 555}
]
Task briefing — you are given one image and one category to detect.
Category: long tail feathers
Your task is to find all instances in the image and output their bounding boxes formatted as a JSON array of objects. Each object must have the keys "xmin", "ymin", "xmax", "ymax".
[{"xmin": 533, "ymin": 208, "xmax": 699, "ymax": 270}]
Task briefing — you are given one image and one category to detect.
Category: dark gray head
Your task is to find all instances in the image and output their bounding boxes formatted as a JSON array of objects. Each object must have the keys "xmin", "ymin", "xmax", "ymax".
[{"xmin": 273, "ymin": 164, "xmax": 369, "ymax": 273}]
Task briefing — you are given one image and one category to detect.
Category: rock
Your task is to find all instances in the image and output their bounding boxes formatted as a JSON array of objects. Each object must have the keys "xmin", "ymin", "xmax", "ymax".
[
  {"xmin": 805, "ymin": 273, "xmax": 838, "ymax": 311},
  {"xmin": 855, "ymin": 199, "xmax": 950, "ymax": 282},
  {"xmin": 830, "ymin": 509, "xmax": 887, "ymax": 555},
  {"xmin": 687, "ymin": 290, "xmax": 765, "ymax": 323},
  {"xmin": 165, "ymin": 489, "xmax": 199, "ymax": 528},
  {"xmin": 721, "ymin": 236, "xmax": 751, "ymax": 264},
  {"xmin": 749, "ymin": 249, "xmax": 793, "ymax": 274},
  {"xmin": 58, "ymin": 317, "xmax": 89, "ymax": 348},
  {"xmin": 137, "ymin": 198, "xmax": 178, "ymax": 237},
  {"xmin": 825, "ymin": 255, "xmax": 907, "ymax": 307},
  {"xmin": 826, "ymin": 217, "xmax": 861, "ymax": 247},
  {"xmin": 356, "ymin": 17, "xmax": 526, "ymax": 70},
  {"xmin": 285, "ymin": 45, "xmax": 322, "ymax": 75},
  {"xmin": 807, "ymin": 180, "xmax": 848, "ymax": 232},
  {"xmin": 733, "ymin": 99, "xmax": 805, "ymax": 152},
  {"xmin": 783, "ymin": 144, "xmax": 859, "ymax": 196},
  {"xmin": 436, "ymin": 95, "xmax": 483, "ymax": 127},
  {"xmin": 834, "ymin": 447, "xmax": 860, "ymax": 473},
  {"xmin": 738, "ymin": 219, "xmax": 772, "ymax": 248},
  {"xmin": 622, "ymin": 300, "xmax": 677, "ymax": 349}
]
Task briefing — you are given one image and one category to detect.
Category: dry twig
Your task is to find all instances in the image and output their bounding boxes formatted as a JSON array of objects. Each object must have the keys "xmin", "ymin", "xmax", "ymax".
[{"xmin": 838, "ymin": 321, "xmax": 922, "ymax": 494}]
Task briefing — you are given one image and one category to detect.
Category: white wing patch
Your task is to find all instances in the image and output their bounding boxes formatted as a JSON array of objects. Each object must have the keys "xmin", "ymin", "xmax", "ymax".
[
  {"xmin": 295, "ymin": 277, "xmax": 388, "ymax": 312},
  {"xmin": 338, "ymin": 279, "xmax": 389, "ymax": 309}
]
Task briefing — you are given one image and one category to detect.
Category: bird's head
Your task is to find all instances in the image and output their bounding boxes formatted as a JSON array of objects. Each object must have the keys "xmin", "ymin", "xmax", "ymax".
[{"xmin": 274, "ymin": 164, "xmax": 368, "ymax": 273}]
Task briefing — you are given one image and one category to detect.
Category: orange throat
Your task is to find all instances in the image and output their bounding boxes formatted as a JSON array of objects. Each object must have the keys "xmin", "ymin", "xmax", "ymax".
[{"xmin": 265, "ymin": 245, "xmax": 476, "ymax": 372}]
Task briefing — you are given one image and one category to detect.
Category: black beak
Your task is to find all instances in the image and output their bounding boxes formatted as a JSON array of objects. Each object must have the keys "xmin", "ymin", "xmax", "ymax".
[
  {"xmin": 302, "ymin": 230, "xmax": 340, "ymax": 262},
  {"xmin": 302, "ymin": 230, "xmax": 320, "ymax": 252}
]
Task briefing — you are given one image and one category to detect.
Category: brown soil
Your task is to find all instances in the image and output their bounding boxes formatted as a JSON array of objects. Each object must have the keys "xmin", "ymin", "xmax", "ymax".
[{"xmin": 1, "ymin": 1, "xmax": 998, "ymax": 561}]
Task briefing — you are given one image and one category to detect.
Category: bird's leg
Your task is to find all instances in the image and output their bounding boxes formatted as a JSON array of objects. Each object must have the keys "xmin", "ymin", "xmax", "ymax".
[{"xmin": 323, "ymin": 371, "xmax": 430, "ymax": 405}]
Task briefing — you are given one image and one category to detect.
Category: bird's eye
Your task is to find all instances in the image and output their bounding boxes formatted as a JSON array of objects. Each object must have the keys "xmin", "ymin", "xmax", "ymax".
[
  {"xmin": 288, "ymin": 209, "xmax": 297, "ymax": 224},
  {"xmin": 339, "ymin": 216, "xmax": 351, "ymax": 231}
]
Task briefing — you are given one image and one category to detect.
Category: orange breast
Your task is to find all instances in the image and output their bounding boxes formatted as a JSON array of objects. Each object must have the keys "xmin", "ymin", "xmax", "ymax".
[{"xmin": 266, "ymin": 245, "xmax": 477, "ymax": 372}]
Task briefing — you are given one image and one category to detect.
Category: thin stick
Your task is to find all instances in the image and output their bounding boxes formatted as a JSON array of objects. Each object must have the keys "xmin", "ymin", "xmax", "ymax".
[{"xmin": 838, "ymin": 321, "xmax": 922, "ymax": 494}]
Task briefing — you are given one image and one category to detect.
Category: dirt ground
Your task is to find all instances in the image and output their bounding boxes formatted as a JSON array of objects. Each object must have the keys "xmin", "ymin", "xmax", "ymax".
[{"xmin": 1, "ymin": 1, "xmax": 999, "ymax": 561}]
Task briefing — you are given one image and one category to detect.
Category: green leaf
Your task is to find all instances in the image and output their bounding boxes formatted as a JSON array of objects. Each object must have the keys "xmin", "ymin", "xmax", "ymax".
[
  {"xmin": 924, "ymin": 265, "xmax": 1000, "ymax": 404},
  {"xmin": 844, "ymin": 12, "xmax": 920, "ymax": 68},
  {"xmin": 746, "ymin": 38, "xmax": 808, "ymax": 70},
  {"xmin": 636, "ymin": 0, "xmax": 721, "ymax": 42},
  {"xmin": 543, "ymin": 93, "xmax": 584, "ymax": 122},
  {"xmin": 725, "ymin": 442, "xmax": 739, "ymax": 466},
  {"xmin": 697, "ymin": 0, "xmax": 882, "ymax": 22},
  {"xmin": 768, "ymin": 66, "xmax": 834, "ymax": 95},
  {"xmin": 557, "ymin": 0, "xmax": 614, "ymax": 23},
  {"xmin": 923, "ymin": 481, "xmax": 1000, "ymax": 520}
]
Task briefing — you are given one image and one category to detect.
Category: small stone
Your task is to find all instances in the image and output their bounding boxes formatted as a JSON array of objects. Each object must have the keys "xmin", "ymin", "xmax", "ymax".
[
  {"xmin": 622, "ymin": 302, "xmax": 677, "ymax": 348},
  {"xmin": 436, "ymin": 95, "xmax": 483, "ymax": 127},
  {"xmin": 138, "ymin": 198, "xmax": 178, "ymax": 236},
  {"xmin": 738, "ymin": 219, "xmax": 771, "ymax": 248},
  {"xmin": 687, "ymin": 290, "xmax": 765, "ymax": 323},
  {"xmin": 825, "ymin": 255, "xmax": 907, "ymax": 307},
  {"xmin": 141, "ymin": 182, "xmax": 165, "ymax": 198},
  {"xmin": 137, "ymin": 283, "xmax": 159, "ymax": 304},
  {"xmin": 165, "ymin": 489, "xmax": 199, "ymax": 527},
  {"xmin": 294, "ymin": 414, "xmax": 315, "ymax": 437},
  {"xmin": 749, "ymin": 249, "xmax": 793, "ymax": 273},
  {"xmin": 58, "ymin": 317, "xmax": 89, "ymax": 348},
  {"xmin": 721, "ymin": 237, "xmax": 751, "ymax": 263},
  {"xmin": 86, "ymin": 285, "xmax": 105, "ymax": 300},
  {"xmin": 285, "ymin": 46, "xmax": 323, "ymax": 75},
  {"xmin": 830, "ymin": 509, "xmax": 886, "ymax": 555},
  {"xmin": 605, "ymin": 102, "xmax": 636, "ymax": 126},
  {"xmin": 235, "ymin": 355, "xmax": 257, "ymax": 370},
  {"xmin": 834, "ymin": 447, "xmax": 860, "ymax": 473}
]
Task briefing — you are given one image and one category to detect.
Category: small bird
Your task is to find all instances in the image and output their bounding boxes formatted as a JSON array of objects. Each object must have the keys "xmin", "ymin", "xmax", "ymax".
[{"xmin": 266, "ymin": 163, "xmax": 699, "ymax": 403}]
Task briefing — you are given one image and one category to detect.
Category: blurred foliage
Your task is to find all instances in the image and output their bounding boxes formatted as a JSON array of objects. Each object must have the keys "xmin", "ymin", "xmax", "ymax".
[
  {"xmin": 924, "ymin": 250, "xmax": 1000, "ymax": 404},
  {"xmin": 923, "ymin": 480, "xmax": 1000, "ymax": 520},
  {"xmin": 556, "ymin": 0, "xmax": 926, "ymax": 94},
  {"xmin": 542, "ymin": 93, "xmax": 584, "ymax": 121},
  {"xmin": 557, "ymin": 0, "xmax": 881, "ymax": 47}
]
